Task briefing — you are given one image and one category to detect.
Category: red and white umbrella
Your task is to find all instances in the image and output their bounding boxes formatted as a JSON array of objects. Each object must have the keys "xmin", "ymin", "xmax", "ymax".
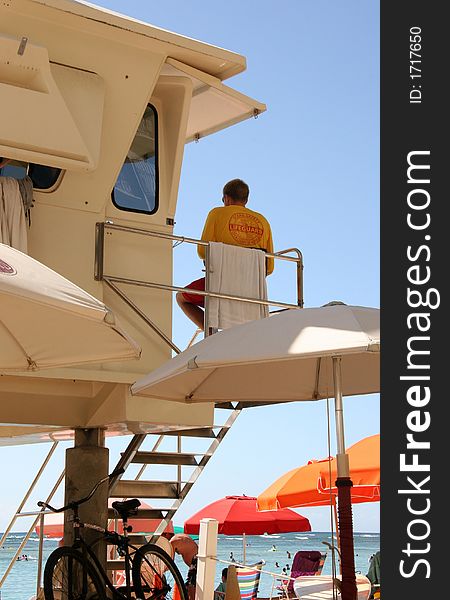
[{"xmin": 184, "ymin": 495, "xmax": 311, "ymax": 562}]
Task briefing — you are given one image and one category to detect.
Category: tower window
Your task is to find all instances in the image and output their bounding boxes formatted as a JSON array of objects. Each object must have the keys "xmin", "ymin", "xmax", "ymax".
[{"xmin": 112, "ymin": 104, "xmax": 159, "ymax": 215}]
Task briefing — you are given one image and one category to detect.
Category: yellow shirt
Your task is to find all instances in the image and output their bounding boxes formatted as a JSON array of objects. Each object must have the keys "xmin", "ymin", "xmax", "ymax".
[{"xmin": 198, "ymin": 205, "xmax": 274, "ymax": 274}]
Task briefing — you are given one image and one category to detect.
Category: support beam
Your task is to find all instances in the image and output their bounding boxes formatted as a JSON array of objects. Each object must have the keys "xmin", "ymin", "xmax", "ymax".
[{"xmin": 64, "ymin": 428, "xmax": 109, "ymax": 570}]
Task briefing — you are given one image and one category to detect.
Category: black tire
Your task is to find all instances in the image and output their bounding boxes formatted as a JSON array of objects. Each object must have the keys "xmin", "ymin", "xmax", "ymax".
[
  {"xmin": 43, "ymin": 546, "xmax": 106, "ymax": 600},
  {"xmin": 132, "ymin": 543, "xmax": 188, "ymax": 600}
]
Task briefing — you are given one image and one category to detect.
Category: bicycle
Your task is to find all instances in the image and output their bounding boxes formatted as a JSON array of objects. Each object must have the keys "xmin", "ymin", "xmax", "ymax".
[{"xmin": 38, "ymin": 470, "xmax": 188, "ymax": 600}]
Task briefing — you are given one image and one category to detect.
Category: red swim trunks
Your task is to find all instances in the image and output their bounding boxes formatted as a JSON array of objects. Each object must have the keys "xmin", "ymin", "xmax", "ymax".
[{"xmin": 181, "ymin": 277, "xmax": 205, "ymax": 307}]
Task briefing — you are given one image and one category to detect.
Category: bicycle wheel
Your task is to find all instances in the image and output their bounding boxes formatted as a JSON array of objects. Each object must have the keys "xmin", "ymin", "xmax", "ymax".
[
  {"xmin": 132, "ymin": 543, "xmax": 188, "ymax": 600},
  {"xmin": 43, "ymin": 546, "xmax": 106, "ymax": 600}
]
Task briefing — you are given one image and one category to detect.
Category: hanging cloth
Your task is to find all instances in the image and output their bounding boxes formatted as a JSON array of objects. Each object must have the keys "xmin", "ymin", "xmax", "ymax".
[
  {"xmin": 18, "ymin": 176, "xmax": 34, "ymax": 226},
  {"xmin": 0, "ymin": 176, "xmax": 28, "ymax": 253},
  {"xmin": 207, "ymin": 241, "xmax": 268, "ymax": 329}
]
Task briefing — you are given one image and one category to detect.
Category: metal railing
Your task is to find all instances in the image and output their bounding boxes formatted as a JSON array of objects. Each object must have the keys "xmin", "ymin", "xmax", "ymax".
[
  {"xmin": 0, "ymin": 442, "xmax": 65, "ymax": 597},
  {"xmin": 95, "ymin": 221, "xmax": 304, "ymax": 348}
]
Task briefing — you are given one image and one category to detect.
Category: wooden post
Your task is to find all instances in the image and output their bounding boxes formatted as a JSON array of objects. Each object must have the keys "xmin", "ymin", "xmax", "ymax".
[{"xmin": 195, "ymin": 518, "xmax": 219, "ymax": 600}]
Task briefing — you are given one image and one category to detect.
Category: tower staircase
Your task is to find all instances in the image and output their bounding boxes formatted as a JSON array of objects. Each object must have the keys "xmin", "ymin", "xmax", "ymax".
[
  {"xmin": 107, "ymin": 402, "xmax": 242, "ymax": 536},
  {"xmin": 0, "ymin": 399, "xmax": 242, "ymax": 593}
]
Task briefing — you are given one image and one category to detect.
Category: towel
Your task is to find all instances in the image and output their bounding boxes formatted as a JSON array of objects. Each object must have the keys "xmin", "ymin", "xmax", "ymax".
[
  {"xmin": 207, "ymin": 241, "xmax": 268, "ymax": 330},
  {"xmin": 0, "ymin": 177, "xmax": 28, "ymax": 253}
]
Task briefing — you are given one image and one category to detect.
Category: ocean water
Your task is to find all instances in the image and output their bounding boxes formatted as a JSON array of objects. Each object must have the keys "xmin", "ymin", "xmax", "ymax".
[{"xmin": 0, "ymin": 532, "xmax": 380, "ymax": 599}]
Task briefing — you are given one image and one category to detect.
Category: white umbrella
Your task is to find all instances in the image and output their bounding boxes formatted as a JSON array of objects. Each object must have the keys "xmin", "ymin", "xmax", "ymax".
[
  {"xmin": 132, "ymin": 304, "xmax": 379, "ymax": 403},
  {"xmin": 132, "ymin": 303, "xmax": 379, "ymax": 600},
  {"xmin": 1, "ymin": 243, "xmax": 141, "ymax": 371}
]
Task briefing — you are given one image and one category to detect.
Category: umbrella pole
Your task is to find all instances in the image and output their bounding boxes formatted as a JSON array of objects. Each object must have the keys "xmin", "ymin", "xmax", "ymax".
[
  {"xmin": 332, "ymin": 497, "xmax": 341, "ymax": 574},
  {"xmin": 332, "ymin": 356, "xmax": 357, "ymax": 600},
  {"xmin": 243, "ymin": 532, "xmax": 246, "ymax": 564}
]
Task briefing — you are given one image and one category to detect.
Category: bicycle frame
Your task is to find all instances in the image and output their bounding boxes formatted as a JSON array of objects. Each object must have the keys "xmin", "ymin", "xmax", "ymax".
[
  {"xmin": 39, "ymin": 470, "xmax": 165, "ymax": 599},
  {"xmin": 70, "ymin": 505, "xmax": 138, "ymax": 599}
]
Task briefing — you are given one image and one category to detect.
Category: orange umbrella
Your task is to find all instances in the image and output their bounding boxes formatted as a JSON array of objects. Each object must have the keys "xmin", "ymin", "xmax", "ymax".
[
  {"xmin": 257, "ymin": 434, "xmax": 380, "ymax": 511},
  {"xmin": 35, "ymin": 499, "xmax": 174, "ymax": 538}
]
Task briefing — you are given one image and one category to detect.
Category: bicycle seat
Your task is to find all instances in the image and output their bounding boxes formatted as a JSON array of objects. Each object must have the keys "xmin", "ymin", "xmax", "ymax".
[{"xmin": 111, "ymin": 498, "xmax": 141, "ymax": 519}]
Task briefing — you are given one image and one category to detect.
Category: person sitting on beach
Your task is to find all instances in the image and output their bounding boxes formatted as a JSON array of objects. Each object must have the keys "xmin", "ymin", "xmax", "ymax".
[
  {"xmin": 214, "ymin": 567, "xmax": 228, "ymax": 600},
  {"xmin": 170, "ymin": 533, "xmax": 199, "ymax": 600},
  {"xmin": 230, "ymin": 552, "xmax": 235, "ymax": 562}
]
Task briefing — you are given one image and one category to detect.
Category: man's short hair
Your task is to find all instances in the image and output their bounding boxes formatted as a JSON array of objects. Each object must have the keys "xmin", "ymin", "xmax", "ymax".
[
  {"xmin": 223, "ymin": 179, "xmax": 249, "ymax": 202},
  {"xmin": 222, "ymin": 567, "xmax": 228, "ymax": 579}
]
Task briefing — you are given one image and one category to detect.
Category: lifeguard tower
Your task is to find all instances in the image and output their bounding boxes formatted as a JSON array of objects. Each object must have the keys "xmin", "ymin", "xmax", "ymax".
[{"xmin": 0, "ymin": 0, "xmax": 303, "ymax": 592}]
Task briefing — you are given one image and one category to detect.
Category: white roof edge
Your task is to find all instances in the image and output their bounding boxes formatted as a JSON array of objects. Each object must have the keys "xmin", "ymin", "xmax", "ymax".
[{"xmin": 29, "ymin": 0, "xmax": 247, "ymax": 80}]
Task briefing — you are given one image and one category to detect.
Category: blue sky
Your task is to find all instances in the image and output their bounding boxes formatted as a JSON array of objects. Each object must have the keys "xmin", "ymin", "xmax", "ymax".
[{"xmin": 1, "ymin": 1, "xmax": 379, "ymax": 533}]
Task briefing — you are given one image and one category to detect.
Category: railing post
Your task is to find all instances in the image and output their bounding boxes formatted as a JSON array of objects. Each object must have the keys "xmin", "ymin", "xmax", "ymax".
[
  {"xmin": 195, "ymin": 518, "xmax": 219, "ymax": 600},
  {"xmin": 204, "ymin": 243, "xmax": 211, "ymax": 336},
  {"xmin": 297, "ymin": 254, "xmax": 304, "ymax": 307},
  {"xmin": 36, "ymin": 512, "xmax": 45, "ymax": 597},
  {"xmin": 94, "ymin": 222, "xmax": 105, "ymax": 281}
]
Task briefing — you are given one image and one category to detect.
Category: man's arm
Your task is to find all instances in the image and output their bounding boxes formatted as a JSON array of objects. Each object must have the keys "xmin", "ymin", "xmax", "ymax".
[
  {"xmin": 197, "ymin": 209, "xmax": 217, "ymax": 260},
  {"xmin": 265, "ymin": 224, "xmax": 275, "ymax": 275}
]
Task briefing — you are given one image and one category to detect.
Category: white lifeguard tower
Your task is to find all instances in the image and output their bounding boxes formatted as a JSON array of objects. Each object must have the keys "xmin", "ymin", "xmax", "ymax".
[{"xmin": 0, "ymin": 0, "xmax": 304, "ymax": 592}]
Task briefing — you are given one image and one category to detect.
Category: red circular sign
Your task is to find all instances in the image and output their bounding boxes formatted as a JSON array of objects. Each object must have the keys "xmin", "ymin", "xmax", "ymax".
[{"xmin": 0, "ymin": 258, "xmax": 16, "ymax": 275}]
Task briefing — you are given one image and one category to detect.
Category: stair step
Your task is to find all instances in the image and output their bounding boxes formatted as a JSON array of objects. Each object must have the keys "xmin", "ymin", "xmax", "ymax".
[
  {"xmin": 104, "ymin": 409, "xmax": 241, "ymax": 546},
  {"xmin": 107, "ymin": 559, "xmax": 126, "ymax": 571},
  {"xmin": 161, "ymin": 427, "xmax": 219, "ymax": 438},
  {"xmin": 107, "ymin": 508, "xmax": 165, "ymax": 520},
  {"xmin": 110, "ymin": 480, "xmax": 179, "ymax": 499},
  {"xmin": 132, "ymin": 451, "xmax": 199, "ymax": 466}
]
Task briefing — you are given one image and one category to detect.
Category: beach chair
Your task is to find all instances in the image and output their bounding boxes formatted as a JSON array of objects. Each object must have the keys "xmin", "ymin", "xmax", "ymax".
[
  {"xmin": 236, "ymin": 562, "xmax": 264, "ymax": 600},
  {"xmin": 285, "ymin": 551, "xmax": 327, "ymax": 597},
  {"xmin": 225, "ymin": 562, "xmax": 264, "ymax": 600}
]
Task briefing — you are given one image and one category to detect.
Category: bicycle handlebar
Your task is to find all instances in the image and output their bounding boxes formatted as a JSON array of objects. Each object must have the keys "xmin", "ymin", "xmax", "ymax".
[{"xmin": 38, "ymin": 467, "xmax": 125, "ymax": 513}]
